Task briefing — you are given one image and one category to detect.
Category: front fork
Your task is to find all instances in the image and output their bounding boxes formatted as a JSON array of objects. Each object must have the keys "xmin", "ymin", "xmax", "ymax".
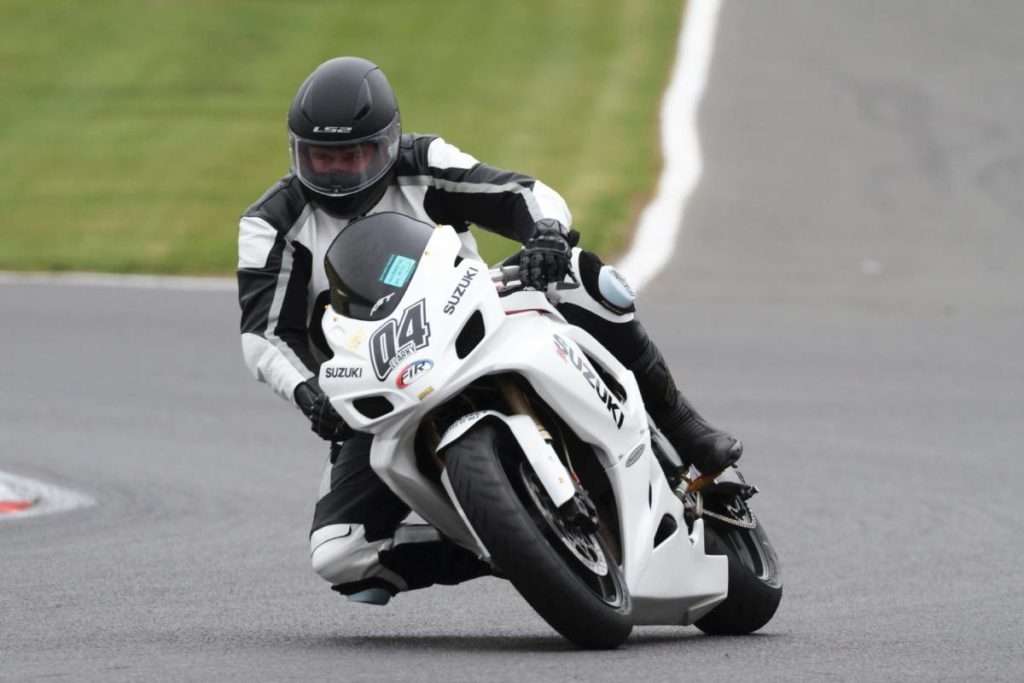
[
  {"xmin": 497, "ymin": 376, "xmax": 552, "ymax": 441},
  {"xmin": 496, "ymin": 376, "xmax": 600, "ymax": 534}
]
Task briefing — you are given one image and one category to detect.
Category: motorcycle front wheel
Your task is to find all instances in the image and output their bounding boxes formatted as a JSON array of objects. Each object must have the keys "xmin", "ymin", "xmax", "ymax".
[{"xmin": 444, "ymin": 421, "xmax": 633, "ymax": 649}]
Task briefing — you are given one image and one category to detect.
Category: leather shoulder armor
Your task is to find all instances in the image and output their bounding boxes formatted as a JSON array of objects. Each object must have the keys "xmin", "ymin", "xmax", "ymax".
[
  {"xmin": 395, "ymin": 133, "xmax": 438, "ymax": 177},
  {"xmin": 243, "ymin": 174, "xmax": 309, "ymax": 232}
]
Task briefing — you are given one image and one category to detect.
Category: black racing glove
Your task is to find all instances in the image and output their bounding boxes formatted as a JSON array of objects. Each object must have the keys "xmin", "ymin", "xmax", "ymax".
[
  {"xmin": 294, "ymin": 379, "xmax": 351, "ymax": 442},
  {"xmin": 518, "ymin": 219, "xmax": 578, "ymax": 290}
]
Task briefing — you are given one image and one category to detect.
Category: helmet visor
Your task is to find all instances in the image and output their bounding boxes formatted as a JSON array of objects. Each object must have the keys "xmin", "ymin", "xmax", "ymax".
[{"xmin": 290, "ymin": 116, "xmax": 400, "ymax": 197}]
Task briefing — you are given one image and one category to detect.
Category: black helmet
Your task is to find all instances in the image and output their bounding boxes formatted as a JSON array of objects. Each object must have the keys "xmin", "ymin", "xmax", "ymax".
[{"xmin": 288, "ymin": 57, "xmax": 400, "ymax": 217}]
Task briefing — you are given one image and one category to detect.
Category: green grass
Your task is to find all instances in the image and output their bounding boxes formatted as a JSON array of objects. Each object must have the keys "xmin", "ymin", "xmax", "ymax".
[{"xmin": 0, "ymin": 0, "xmax": 682, "ymax": 273}]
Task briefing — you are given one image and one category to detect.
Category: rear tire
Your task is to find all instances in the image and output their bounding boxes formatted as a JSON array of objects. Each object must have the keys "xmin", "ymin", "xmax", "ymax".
[
  {"xmin": 445, "ymin": 421, "xmax": 632, "ymax": 649},
  {"xmin": 695, "ymin": 520, "xmax": 783, "ymax": 635}
]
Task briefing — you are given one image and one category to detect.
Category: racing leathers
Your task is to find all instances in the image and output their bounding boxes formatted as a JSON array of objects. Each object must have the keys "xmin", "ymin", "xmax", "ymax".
[{"xmin": 236, "ymin": 133, "xmax": 741, "ymax": 601}]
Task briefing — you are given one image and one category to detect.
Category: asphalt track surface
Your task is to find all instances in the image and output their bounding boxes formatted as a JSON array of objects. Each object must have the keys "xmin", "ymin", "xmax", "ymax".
[{"xmin": 3, "ymin": 2, "xmax": 1023, "ymax": 681}]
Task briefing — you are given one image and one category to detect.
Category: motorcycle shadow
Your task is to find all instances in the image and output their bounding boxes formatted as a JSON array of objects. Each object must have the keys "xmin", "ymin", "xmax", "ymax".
[
  {"xmin": 320, "ymin": 630, "xmax": 783, "ymax": 653},
  {"xmin": 321, "ymin": 634, "xmax": 571, "ymax": 653}
]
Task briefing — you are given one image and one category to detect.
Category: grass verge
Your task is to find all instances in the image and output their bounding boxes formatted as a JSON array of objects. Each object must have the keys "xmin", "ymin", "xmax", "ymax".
[{"xmin": 0, "ymin": 0, "xmax": 682, "ymax": 273}]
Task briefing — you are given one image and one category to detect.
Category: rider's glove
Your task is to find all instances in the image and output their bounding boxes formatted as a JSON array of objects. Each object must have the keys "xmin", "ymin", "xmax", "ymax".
[
  {"xmin": 518, "ymin": 219, "xmax": 578, "ymax": 290},
  {"xmin": 294, "ymin": 379, "xmax": 351, "ymax": 442}
]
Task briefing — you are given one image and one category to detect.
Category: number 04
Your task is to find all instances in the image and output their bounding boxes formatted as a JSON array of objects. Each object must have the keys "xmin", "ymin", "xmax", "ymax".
[{"xmin": 369, "ymin": 299, "xmax": 431, "ymax": 380}]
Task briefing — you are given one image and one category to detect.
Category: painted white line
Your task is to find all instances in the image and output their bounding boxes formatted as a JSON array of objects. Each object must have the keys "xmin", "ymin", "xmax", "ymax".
[
  {"xmin": 615, "ymin": 0, "xmax": 722, "ymax": 292},
  {"xmin": 0, "ymin": 470, "xmax": 96, "ymax": 521},
  {"xmin": 0, "ymin": 271, "xmax": 235, "ymax": 291}
]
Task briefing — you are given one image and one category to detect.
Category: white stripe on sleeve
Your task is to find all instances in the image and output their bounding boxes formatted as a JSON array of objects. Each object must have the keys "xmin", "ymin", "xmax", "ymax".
[
  {"xmin": 241, "ymin": 333, "xmax": 308, "ymax": 404},
  {"xmin": 426, "ymin": 137, "xmax": 480, "ymax": 170},
  {"xmin": 529, "ymin": 180, "xmax": 573, "ymax": 228},
  {"xmin": 238, "ymin": 217, "xmax": 278, "ymax": 269}
]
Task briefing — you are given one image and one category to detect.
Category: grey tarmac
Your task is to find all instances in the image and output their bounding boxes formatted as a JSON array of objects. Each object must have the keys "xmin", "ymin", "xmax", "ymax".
[{"xmin": 3, "ymin": 1, "xmax": 1023, "ymax": 680}]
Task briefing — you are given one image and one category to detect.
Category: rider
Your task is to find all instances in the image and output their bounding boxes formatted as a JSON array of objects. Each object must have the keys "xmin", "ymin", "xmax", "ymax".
[{"xmin": 236, "ymin": 57, "xmax": 742, "ymax": 604}]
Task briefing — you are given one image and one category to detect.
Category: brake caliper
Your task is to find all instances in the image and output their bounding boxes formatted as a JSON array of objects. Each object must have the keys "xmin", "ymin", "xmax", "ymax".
[{"xmin": 561, "ymin": 488, "xmax": 600, "ymax": 534}]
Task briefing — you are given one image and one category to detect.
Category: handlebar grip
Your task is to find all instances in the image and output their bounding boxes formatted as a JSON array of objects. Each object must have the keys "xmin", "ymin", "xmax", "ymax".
[{"xmin": 490, "ymin": 265, "xmax": 521, "ymax": 285}]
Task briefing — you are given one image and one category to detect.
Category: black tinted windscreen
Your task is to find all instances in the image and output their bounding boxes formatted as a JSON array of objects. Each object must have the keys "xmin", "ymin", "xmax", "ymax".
[{"xmin": 324, "ymin": 212, "xmax": 434, "ymax": 320}]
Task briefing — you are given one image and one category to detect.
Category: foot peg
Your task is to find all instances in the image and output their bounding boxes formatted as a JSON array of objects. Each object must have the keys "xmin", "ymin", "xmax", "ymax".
[{"xmin": 679, "ymin": 467, "xmax": 759, "ymax": 530}]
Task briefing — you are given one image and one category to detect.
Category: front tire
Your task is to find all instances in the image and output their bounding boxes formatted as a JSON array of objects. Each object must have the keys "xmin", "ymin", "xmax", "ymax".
[{"xmin": 445, "ymin": 421, "xmax": 632, "ymax": 649}]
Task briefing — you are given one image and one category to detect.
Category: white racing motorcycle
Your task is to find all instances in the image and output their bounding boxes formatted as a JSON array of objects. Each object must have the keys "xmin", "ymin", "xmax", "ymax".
[{"xmin": 319, "ymin": 212, "xmax": 782, "ymax": 648}]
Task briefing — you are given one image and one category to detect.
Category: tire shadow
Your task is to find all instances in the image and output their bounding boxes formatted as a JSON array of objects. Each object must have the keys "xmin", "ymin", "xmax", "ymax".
[{"xmin": 315, "ymin": 629, "xmax": 786, "ymax": 654}]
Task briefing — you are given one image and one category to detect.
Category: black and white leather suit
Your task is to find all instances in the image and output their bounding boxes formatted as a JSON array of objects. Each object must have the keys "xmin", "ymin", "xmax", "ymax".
[{"xmin": 238, "ymin": 134, "xmax": 658, "ymax": 597}]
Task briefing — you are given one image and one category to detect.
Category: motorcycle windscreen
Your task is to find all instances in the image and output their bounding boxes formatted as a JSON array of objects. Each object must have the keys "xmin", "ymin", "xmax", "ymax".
[{"xmin": 324, "ymin": 211, "xmax": 434, "ymax": 320}]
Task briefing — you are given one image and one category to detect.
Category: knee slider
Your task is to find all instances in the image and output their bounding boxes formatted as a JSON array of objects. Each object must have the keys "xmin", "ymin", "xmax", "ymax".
[
  {"xmin": 576, "ymin": 251, "xmax": 636, "ymax": 315},
  {"xmin": 597, "ymin": 265, "xmax": 636, "ymax": 313}
]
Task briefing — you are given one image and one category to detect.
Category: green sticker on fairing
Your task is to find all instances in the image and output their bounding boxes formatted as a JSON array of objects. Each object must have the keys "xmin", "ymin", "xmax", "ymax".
[{"xmin": 379, "ymin": 254, "xmax": 417, "ymax": 287}]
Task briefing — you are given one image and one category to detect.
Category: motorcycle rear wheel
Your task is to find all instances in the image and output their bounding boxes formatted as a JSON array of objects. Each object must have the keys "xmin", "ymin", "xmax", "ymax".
[
  {"xmin": 694, "ymin": 519, "xmax": 783, "ymax": 635},
  {"xmin": 445, "ymin": 421, "xmax": 633, "ymax": 649}
]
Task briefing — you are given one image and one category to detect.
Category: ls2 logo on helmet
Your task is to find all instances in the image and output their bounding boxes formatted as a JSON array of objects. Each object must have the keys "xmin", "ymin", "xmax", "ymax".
[
  {"xmin": 313, "ymin": 125, "xmax": 353, "ymax": 133},
  {"xmin": 369, "ymin": 299, "xmax": 431, "ymax": 380},
  {"xmin": 397, "ymin": 359, "xmax": 434, "ymax": 389}
]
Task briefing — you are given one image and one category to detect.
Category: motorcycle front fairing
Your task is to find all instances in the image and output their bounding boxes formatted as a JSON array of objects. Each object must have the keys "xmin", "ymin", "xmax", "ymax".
[
  {"xmin": 319, "ymin": 225, "xmax": 727, "ymax": 625},
  {"xmin": 319, "ymin": 225, "xmax": 502, "ymax": 553}
]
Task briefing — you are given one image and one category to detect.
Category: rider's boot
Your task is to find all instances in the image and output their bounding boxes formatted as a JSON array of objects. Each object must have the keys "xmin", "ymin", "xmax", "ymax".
[
  {"xmin": 333, "ymin": 525, "xmax": 491, "ymax": 605},
  {"xmin": 379, "ymin": 526, "xmax": 492, "ymax": 591},
  {"xmin": 628, "ymin": 330, "xmax": 743, "ymax": 477}
]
